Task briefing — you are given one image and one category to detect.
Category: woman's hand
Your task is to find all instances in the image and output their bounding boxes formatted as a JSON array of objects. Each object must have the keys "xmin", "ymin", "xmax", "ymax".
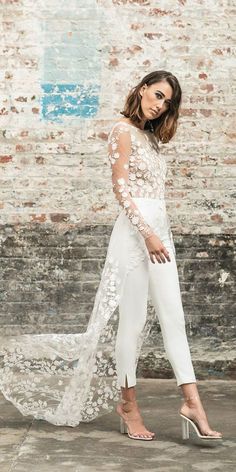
[{"xmin": 145, "ymin": 233, "xmax": 171, "ymax": 264}]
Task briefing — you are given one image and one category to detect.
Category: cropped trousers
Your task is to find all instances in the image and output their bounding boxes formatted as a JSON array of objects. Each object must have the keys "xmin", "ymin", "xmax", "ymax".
[{"xmin": 114, "ymin": 197, "xmax": 197, "ymax": 388}]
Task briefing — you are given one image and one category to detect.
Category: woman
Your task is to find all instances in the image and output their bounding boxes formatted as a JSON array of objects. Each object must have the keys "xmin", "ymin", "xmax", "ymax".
[
  {"xmin": 0, "ymin": 71, "xmax": 222, "ymax": 442},
  {"xmin": 108, "ymin": 70, "xmax": 223, "ymax": 441}
]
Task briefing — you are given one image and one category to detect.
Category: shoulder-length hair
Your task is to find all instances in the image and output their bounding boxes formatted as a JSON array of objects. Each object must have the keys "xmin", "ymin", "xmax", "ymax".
[{"xmin": 120, "ymin": 70, "xmax": 182, "ymax": 143}]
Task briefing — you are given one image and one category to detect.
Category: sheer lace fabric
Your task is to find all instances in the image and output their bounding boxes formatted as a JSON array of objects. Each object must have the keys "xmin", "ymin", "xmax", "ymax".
[
  {"xmin": 108, "ymin": 121, "xmax": 167, "ymax": 239},
  {"xmin": 0, "ymin": 219, "xmax": 152, "ymax": 427},
  {"xmin": 0, "ymin": 120, "xmax": 172, "ymax": 427}
]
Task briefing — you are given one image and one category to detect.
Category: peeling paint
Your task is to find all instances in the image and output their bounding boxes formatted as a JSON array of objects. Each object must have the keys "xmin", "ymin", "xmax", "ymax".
[
  {"xmin": 218, "ymin": 269, "xmax": 229, "ymax": 287},
  {"xmin": 41, "ymin": 0, "xmax": 102, "ymax": 122}
]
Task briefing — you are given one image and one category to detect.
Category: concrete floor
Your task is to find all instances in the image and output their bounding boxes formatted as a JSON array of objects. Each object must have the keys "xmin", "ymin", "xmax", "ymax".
[{"xmin": 0, "ymin": 379, "xmax": 235, "ymax": 472}]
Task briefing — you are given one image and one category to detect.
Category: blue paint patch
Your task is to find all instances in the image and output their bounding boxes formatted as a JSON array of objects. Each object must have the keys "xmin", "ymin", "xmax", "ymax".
[
  {"xmin": 40, "ymin": 0, "xmax": 102, "ymax": 122},
  {"xmin": 41, "ymin": 83, "xmax": 100, "ymax": 122}
]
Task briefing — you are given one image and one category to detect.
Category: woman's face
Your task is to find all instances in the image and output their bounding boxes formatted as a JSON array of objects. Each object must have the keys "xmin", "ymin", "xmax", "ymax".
[{"xmin": 139, "ymin": 80, "xmax": 173, "ymax": 120}]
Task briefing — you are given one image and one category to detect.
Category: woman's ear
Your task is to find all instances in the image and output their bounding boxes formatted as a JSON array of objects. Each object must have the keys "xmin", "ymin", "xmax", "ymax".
[
  {"xmin": 140, "ymin": 83, "xmax": 148, "ymax": 97},
  {"xmin": 139, "ymin": 84, "xmax": 147, "ymax": 97}
]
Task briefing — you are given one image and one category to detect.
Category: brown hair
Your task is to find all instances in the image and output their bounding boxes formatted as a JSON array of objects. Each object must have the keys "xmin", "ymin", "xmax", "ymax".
[{"xmin": 120, "ymin": 70, "xmax": 182, "ymax": 143}]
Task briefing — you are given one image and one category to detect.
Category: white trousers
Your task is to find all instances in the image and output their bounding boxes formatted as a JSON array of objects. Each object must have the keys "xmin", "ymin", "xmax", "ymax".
[{"xmin": 114, "ymin": 197, "xmax": 197, "ymax": 388}]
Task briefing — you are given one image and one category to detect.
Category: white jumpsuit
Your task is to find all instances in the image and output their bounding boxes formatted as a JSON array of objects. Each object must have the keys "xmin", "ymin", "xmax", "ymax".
[{"xmin": 107, "ymin": 120, "xmax": 197, "ymax": 388}]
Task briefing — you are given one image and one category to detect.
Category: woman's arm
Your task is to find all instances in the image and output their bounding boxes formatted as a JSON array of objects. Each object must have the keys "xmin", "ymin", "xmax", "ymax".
[{"xmin": 108, "ymin": 123, "xmax": 155, "ymax": 240}]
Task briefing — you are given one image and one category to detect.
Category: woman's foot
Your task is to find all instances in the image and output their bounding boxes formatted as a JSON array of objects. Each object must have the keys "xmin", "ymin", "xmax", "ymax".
[
  {"xmin": 179, "ymin": 395, "xmax": 222, "ymax": 438},
  {"xmin": 116, "ymin": 398, "xmax": 155, "ymax": 439}
]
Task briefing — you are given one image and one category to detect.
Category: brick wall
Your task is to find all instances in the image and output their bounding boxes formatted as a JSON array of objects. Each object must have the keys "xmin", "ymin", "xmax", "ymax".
[{"xmin": 0, "ymin": 0, "xmax": 235, "ymax": 380}]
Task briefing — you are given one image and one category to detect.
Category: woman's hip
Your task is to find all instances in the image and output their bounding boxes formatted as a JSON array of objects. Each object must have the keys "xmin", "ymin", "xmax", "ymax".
[
  {"xmin": 131, "ymin": 197, "xmax": 172, "ymax": 243},
  {"xmin": 110, "ymin": 197, "xmax": 176, "ymax": 256}
]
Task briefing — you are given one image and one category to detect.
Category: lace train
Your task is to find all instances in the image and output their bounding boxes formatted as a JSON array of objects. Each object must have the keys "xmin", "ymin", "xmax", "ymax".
[{"xmin": 0, "ymin": 210, "xmax": 158, "ymax": 427}]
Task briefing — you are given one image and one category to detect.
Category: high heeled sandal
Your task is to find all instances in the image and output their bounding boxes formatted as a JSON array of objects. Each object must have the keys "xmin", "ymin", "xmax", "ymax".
[
  {"xmin": 179, "ymin": 395, "xmax": 223, "ymax": 440},
  {"xmin": 117, "ymin": 398, "xmax": 155, "ymax": 441}
]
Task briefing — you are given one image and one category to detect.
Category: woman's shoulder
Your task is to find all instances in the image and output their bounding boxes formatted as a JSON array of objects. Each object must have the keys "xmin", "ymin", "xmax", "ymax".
[
  {"xmin": 107, "ymin": 119, "xmax": 132, "ymax": 139},
  {"xmin": 110, "ymin": 118, "xmax": 132, "ymax": 130},
  {"xmin": 113, "ymin": 118, "xmax": 131, "ymax": 125}
]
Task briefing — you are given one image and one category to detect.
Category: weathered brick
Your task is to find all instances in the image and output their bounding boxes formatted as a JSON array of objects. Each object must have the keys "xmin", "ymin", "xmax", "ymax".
[{"xmin": 0, "ymin": 0, "xmax": 235, "ymax": 381}]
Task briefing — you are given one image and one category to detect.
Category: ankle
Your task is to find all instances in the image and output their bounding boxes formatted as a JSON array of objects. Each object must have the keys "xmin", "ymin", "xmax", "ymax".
[
  {"xmin": 121, "ymin": 398, "xmax": 137, "ymax": 407},
  {"xmin": 120, "ymin": 398, "xmax": 139, "ymax": 412},
  {"xmin": 121, "ymin": 396, "xmax": 137, "ymax": 403},
  {"xmin": 183, "ymin": 394, "xmax": 199, "ymax": 401},
  {"xmin": 182, "ymin": 394, "xmax": 201, "ymax": 407}
]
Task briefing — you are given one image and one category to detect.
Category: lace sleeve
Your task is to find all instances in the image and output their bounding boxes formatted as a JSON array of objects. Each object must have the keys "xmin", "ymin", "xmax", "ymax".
[{"xmin": 108, "ymin": 123, "xmax": 155, "ymax": 240}]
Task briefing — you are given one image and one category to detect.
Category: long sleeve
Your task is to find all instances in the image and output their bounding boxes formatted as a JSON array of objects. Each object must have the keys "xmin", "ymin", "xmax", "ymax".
[{"xmin": 108, "ymin": 123, "xmax": 155, "ymax": 240}]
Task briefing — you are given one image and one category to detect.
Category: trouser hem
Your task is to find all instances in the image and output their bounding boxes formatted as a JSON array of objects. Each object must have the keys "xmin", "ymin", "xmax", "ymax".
[
  {"xmin": 177, "ymin": 378, "xmax": 197, "ymax": 387},
  {"xmin": 117, "ymin": 373, "xmax": 137, "ymax": 388}
]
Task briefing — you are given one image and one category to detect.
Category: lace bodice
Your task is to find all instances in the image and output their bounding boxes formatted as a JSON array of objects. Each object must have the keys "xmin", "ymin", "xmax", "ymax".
[{"xmin": 108, "ymin": 121, "xmax": 167, "ymax": 240}]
